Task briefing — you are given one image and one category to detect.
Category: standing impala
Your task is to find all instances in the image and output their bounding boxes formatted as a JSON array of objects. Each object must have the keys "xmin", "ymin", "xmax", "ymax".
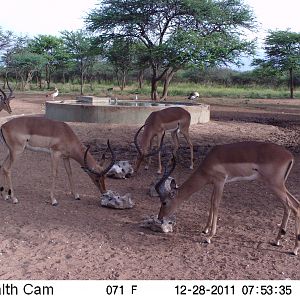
[
  {"xmin": 0, "ymin": 116, "xmax": 115, "ymax": 206},
  {"xmin": 155, "ymin": 141, "xmax": 300, "ymax": 256},
  {"xmin": 0, "ymin": 79, "xmax": 14, "ymax": 114},
  {"xmin": 134, "ymin": 106, "xmax": 193, "ymax": 174}
]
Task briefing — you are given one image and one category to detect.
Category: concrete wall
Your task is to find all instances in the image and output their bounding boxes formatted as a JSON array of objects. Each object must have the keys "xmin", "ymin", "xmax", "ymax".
[{"xmin": 45, "ymin": 101, "xmax": 210, "ymax": 125}]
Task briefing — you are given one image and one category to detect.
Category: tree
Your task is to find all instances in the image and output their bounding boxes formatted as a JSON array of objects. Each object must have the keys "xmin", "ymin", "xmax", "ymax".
[
  {"xmin": 2, "ymin": 35, "xmax": 33, "ymax": 88},
  {"xmin": 0, "ymin": 27, "xmax": 20, "ymax": 85},
  {"xmin": 86, "ymin": 0, "xmax": 256, "ymax": 100},
  {"xmin": 9, "ymin": 51, "xmax": 47, "ymax": 90},
  {"xmin": 0, "ymin": 27, "xmax": 13, "ymax": 52},
  {"xmin": 106, "ymin": 38, "xmax": 136, "ymax": 90},
  {"xmin": 61, "ymin": 30, "xmax": 100, "ymax": 95},
  {"xmin": 28, "ymin": 35, "xmax": 65, "ymax": 89},
  {"xmin": 253, "ymin": 30, "xmax": 300, "ymax": 99}
]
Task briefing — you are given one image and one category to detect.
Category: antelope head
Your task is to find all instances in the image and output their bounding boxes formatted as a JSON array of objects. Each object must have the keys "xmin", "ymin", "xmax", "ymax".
[
  {"xmin": 82, "ymin": 140, "xmax": 116, "ymax": 193},
  {"xmin": 155, "ymin": 155, "xmax": 178, "ymax": 220},
  {"xmin": 134, "ymin": 124, "xmax": 165, "ymax": 172}
]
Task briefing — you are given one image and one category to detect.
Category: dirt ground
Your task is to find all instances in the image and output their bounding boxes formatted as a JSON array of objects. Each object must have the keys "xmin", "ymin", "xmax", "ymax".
[{"xmin": 1, "ymin": 93, "xmax": 300, "ymax": 280}]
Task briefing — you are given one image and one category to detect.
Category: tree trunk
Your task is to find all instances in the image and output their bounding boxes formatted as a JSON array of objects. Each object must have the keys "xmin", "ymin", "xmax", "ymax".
[
  {"xmin": 160, "ymin": 69, "xmax": 176, "ymax": 101},
  {"xmin": 137, "ymin": 69, "xmax": 144, "ymax": 89},
  {"xmin": 115, "ymin": 70, "xmax": 120, "ymax": 89},
  {"xmin": 151, "ymin": 78, "xmax": 159, "ymax": 101},
  {"xmin": 121, "ymin": 71, "xmax": 126, "ymax": 91},
  {"xmin": 63, "ymin": 71, "xmax": 66, "ymax": 85},
  {"xmin": 80, "ymin": 59, "xmax": 84, "ymax": 95},
  {"xmin": 24, "ymin": 71, "xmax": 33, "ymax": 90},
  {"xmin": 289, "ymin": 67, "xmax": 294, "ymax": 99},
  {"xmin": 46, "ymin": 64, "xmax": 50, "ymax": 89},
  {"xmin": 150, "ymin": 64, "xmax": 159, "ymax": 101}
]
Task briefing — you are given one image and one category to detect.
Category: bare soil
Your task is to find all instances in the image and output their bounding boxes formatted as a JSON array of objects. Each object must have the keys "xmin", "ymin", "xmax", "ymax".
[{"xmin": 1, "ymin": 93, "xmax": 300, "ymax": 280}]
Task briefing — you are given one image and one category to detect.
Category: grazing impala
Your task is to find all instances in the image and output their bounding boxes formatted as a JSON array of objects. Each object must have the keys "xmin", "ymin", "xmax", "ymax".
[
  {"xmin": 0, "ymin": 116, "xmax": 115, "ymax": 206},
  {"xmin": 155, "ymin": 142, "xmax": 300, "ymax": 255},
  {"xmin": 0, "ymin": 79, "xmax": 14, "ymax": 114},
  {"xmin": 134, "ymin": 107, "xmax": 193, "ymax": 174}
]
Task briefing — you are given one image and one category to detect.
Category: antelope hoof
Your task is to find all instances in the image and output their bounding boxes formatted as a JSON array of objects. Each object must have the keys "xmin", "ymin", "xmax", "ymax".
[
  {"xmin": 189, "ymin": 165, "xmax": 194, "ymax": 170},
  {"xmin": 12, "ymin": 197, "xmax": 18, "ymax": 204},
  {"xmin": 202, "ymin": 228, "xmax": 209, "ymax": 234},
  {"xmin": 157, "ymin": 170, "xmax": 162, "ymax": 175},
  {"xmin": 292, "ymin": 248, "xmax": 298, "ymax": 256},
  {"xmin": 52, "ymin": 199, "xmax": 58, "ymax": 206},
  {"xmin": 271, "ymin": 241, "xmax": 281, "ymax": 247},
  {"xmin": 144, "ymin": 165, "xmax": 149, "ymax": 170},
  {"xmin": 204, "ymin": 237, "xmax": 211, "ymax": 244},
  {"xmin": 75, "ymin": 195, "xmax": 80, "ymax": 201}
]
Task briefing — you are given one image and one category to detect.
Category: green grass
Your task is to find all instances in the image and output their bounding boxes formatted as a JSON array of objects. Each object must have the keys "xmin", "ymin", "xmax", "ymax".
[
  {"xmin": 166, "ymin": 83, "xmax": 299, "ymax": 99},
  {"xmin": 27, "ymin": 81, "xmax": 300, "ymax": 99}
]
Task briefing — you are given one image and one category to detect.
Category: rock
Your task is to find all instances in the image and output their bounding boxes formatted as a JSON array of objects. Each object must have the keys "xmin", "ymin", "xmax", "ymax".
[
  {"xmin": 100, "ymin": 190, "xmax": 134, "ymax": 209},
  {"xmin": 140, "ymin": 215, "xmax": 176, "ymax": 233},
  {"xmin": 107, "ymin": 161, "xmax": 134, "ymax": 179}
]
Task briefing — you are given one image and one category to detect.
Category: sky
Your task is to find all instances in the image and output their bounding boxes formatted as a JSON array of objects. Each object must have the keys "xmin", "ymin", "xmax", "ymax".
[
  {"xmin": 1, "ymin": 0, "xmax": 299, "ymax": 37},
  {"xmin": 245, "ymin": 0, "xmax": 300, "ymax": 43},
  {"xmin": 0, "ymin": 0, "xmax": 98, "ymax": 36}
]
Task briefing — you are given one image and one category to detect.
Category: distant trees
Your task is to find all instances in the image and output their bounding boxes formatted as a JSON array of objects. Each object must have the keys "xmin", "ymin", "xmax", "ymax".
[
  {"xmin": 1, "ymin": 6, "xmax": 300, "ymax": 99},
  {"xmin": 86, "ymin": 0, "xmax": 256, "ymax": 100},
  {"xmin": 106, "ymin": 38, "xmax": 136, "ymax": 90},
  {"xmin": 253, "ymin": 30, "xmax": 300, "ymax": 98},
  {"xmin": 0, "ymin": 27, "xmax": 13, "ymax": 51},
  {"xmin": 9, "ymin": 51, "xmax": 47, "ymax": 90},
  {"xmin": 0, "ymin": 27, "xmax": 17, "ymax": 85},
  {"xmin": 28, "ymin": 35, "xmax": 64, "ymax": 89},
  {"xmin": 61, "ymin": 30, "xmax": 101, "ymax": 95}
]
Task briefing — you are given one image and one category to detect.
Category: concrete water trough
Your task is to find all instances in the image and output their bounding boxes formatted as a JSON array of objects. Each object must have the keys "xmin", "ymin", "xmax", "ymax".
[{"xmin": 45, "ymin": 96, "xmax": 210, "ymax": 125}]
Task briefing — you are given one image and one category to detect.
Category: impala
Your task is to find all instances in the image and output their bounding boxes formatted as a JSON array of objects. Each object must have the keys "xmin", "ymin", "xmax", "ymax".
[
  {"xmin": 155, "ymin": 141, "xmax": 300, "ymax": 255},
  {"xmin": 0, "ymin": 79, "xmax": 14, "ymax": 114},
  {"xmin": 134, "ymin": 106, "xmax": 193, "ymax": 174},
  {"xmin": 0, "ymin": 116, "xmax": 115, "ymax": 206}
]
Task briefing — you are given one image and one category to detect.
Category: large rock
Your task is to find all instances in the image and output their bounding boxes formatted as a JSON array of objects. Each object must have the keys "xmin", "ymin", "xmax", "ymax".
[
  {"xmin": 107, "ymin": 161, "xmax": 134, "ymax": 179},
  {"xmin": 100, "ymin": 190, "xmax": 134, "ymax": 209}
]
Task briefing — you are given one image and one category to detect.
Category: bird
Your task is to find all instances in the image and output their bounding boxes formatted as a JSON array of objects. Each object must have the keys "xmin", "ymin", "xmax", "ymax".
[
  {"xmin": 46, "ymin": 87, "xmax": 59, "ymax": 101},
  {"xmin": 188, "ymin": 91, "xmax": 199, "ymax": 100}
]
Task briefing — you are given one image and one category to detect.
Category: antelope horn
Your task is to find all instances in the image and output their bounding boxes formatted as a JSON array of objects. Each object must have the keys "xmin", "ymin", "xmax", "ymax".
[
  {"xmin": 0, "ymin": 88, "xmax": 5, "ymax": 101},
  {"xmin": 134, "ymin": 124, "xmax": 146, "ymax": 156},
  {"xmin": 155, "ymin": 154, "xmax": 177, "ymax": 197},
  {"xmin": 82, "ymin": 140, "xmax": 116, "ymax": 177},
  {"xmin": 0, "ymin": 78, "xmax": 14, "ymax": 102},
  {"xmin": 6, "ymin": 77, "xmax": 14, "ymax": 100},
  {"xmin": 97, "ymin": 140, "xmax": 116, "ymax": 177}
]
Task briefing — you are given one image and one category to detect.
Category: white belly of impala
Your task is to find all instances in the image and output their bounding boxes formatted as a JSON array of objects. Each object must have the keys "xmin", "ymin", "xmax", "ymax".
[
  {"xmin": 225, "ymin": 173, "xmax": 258, "ymax": 183},
  {"xmin": 24, "ymin": 134, "xmax": 60, "ymax": 153},
  {"xmin": 25, "ymin": 144, "xmax": 51, "ymax": 153}
]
